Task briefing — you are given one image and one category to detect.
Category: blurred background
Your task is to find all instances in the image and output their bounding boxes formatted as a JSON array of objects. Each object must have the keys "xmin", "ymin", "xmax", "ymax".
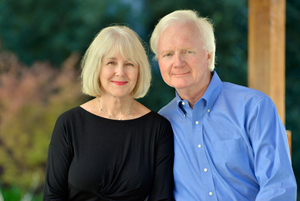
[{"xmin": 0, "ymin": 0, "xmax": 299, "ymax": 200}]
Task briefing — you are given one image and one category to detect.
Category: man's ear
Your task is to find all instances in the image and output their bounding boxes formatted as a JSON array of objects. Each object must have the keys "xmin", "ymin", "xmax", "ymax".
[{"xmin": 207, "ymin": 52, "xmax": 212, "ymax": 67}]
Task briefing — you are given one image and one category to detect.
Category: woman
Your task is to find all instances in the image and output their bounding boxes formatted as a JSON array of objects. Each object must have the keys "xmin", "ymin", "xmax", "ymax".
[{"xmin": 43, "ymin": 26, "xmax": 174, "ymax": 201}]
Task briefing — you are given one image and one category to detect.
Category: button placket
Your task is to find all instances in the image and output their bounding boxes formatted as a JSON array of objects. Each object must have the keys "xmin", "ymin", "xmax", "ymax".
[{"xmin": 192, "ymin": 100, "xmax": 216, "ymax": 200}]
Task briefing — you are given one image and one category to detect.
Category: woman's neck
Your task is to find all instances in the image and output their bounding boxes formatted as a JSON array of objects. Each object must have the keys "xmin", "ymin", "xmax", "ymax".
[{"xmin": 97, "ymin": 95, "xmax": 135, "ymax": 120}]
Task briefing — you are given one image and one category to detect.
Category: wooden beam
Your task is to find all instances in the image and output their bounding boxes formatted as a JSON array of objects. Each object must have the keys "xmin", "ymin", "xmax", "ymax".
[
  {"xmin": 287, "ymin": 130, "xmax": 292, "ymax": 158},
  {"xmin": 248, "ymin": 0, "xmax": 291, "ymax": 158},
  {"xmin": 248, "ymin": 0, "xmax": 286, "ymax": 124}
]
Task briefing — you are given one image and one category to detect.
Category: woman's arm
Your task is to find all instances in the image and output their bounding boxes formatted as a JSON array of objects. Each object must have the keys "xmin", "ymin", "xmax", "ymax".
[
  {"xmin": 148, "ymin": 120, "xmax": 174, "ymax": 201},
  {"xmin": 43, "ymin": 114, "xmax": 73, "ymax": 200}
]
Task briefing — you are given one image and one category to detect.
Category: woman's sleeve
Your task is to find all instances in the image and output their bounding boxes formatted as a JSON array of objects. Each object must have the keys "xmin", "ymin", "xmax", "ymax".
[
  {"xmin": 43, "ymin": 114, "xmax": 73, "ymax": 201},
  {"xmin": 148, "ymin": 120, "xmax": 174, "ymax": 201}
]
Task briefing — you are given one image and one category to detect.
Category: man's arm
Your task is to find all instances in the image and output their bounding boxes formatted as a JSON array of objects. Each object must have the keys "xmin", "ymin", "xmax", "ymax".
[{"xmin": 248, "ymin": 96, "xmax": 297, "ymax": 200}]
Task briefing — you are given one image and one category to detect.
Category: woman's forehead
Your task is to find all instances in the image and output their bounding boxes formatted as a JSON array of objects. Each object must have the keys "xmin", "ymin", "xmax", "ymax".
[
  {"xmin": 103, "ymin": 52, "xmax": 130, "ymax": 60},
  {"xmin": 103, "ymin": 46, "xmax": 138, "ymax": 61}
]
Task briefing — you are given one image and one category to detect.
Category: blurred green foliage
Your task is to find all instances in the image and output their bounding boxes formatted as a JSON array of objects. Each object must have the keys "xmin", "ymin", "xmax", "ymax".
[
  {"xmin": 0, "ymin": 52, "xmax": 89, "ymax": 196},
  {"xmin": 0, "ymin": 185, "xmax": 43, "ymax": 201},
  {"xmin": 1, "ymin": 186, "xmax": 21, "ymax": 201},
  {"xmin": 0, "ymin": 0, "xmax": 299, "ymax": 199}
]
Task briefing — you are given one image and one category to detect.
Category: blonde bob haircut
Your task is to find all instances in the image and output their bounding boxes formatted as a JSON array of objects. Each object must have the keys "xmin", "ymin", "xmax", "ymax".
[
  {"xmin": 81, "ymin": 25, "xmax": 151, "ymax": 98},
  {"xmin": 150, "ymin": 10, "xmax": 216, "ymax": 71}
]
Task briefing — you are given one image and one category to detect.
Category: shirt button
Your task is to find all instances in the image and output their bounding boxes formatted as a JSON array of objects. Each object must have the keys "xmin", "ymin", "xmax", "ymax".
[
  {"xmin": 204, "ymin": 168, "xmax": 208, "ymax": 172},
  {"xmin": 209, "ymin": 192, "xmax": 213, "ymax": 196},
  {"xmin": 208, "ymin": 109, "xmax": 211, "ymax": 112},
  {"xmin": 183, "ymin": 114, "xmax": 186, "ymax": 117},
  {"xmin": 195, "ymin": 121, "xmax": 199, "ymax": 125},
  {"xmin": 182, "ymin": 102, "xmax": 185, "ymax": 105},
  {"xmin": 198, "ymin": 144, "xmax": 201, "ymax": 148}
]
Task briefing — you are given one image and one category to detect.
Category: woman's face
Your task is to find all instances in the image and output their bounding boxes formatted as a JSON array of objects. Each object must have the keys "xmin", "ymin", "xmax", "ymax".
[{"xmin": 99, "ymin": 52, "xmax": 139, "ymax": 98}]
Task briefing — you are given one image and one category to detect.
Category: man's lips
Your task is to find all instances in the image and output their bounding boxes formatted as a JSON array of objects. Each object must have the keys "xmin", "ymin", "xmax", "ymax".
[
  {"xmin": 112, "ymin": 81, "xmax": 128, "ymax": 86},
  {"xmin": 172, "ymin": 72, "xmax": 190, "ymax": 77}
]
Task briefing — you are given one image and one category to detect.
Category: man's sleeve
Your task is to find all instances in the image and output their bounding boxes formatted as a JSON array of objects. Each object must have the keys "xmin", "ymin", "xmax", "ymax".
[{"xmin": 248, "ymin": 96, "xmax": 297, "ymax": 200}]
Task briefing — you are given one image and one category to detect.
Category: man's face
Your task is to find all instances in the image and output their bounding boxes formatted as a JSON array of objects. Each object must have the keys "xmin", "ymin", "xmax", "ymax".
[{"xmin": 157, "ymin": 23, "xmax": 212, "ymax": 95}]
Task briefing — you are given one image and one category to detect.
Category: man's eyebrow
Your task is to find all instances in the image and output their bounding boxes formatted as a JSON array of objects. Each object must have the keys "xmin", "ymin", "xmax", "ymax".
[{"xmin": 160, "ymin": 50, "xmax": 173, "ymax": 53}]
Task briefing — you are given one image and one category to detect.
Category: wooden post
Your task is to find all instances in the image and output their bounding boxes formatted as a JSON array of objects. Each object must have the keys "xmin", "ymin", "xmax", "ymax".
[
  {"xmin": 248, "ymin": 0, "xmax": 291, "ymax": 157},
  {"xmin": 248, "ymin": 0, "xmax": 286, "ymax": 122},
  {"xmin": 287, "ymin": 130, "xmax": 292, "ymax": 158}
]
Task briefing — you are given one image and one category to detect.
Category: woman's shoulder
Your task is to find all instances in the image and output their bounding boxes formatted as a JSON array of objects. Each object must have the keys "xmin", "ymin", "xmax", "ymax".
[
  {"xmin": 138, "ymin": 111, "xmax": 172, "ymax": 130},
  {"xmin": 134, "ymin": 101, "xmax": 167, "ymax": 122},
  {"xmin": 147, "ymin": 111, "xmax": 169, "ymax": 121},
  {"xmin": 55, "ymin": 106, "xmax": 83, "ymax": 124},
  {"xmin": 132, "ymin": 101, "xmax": 151, "ymax": 119}
]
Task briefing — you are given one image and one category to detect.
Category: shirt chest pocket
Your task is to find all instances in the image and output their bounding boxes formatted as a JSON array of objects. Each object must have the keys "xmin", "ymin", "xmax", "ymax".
[
  {"xmin": 212, "ymin": 139, "xmax": 251, "ymax": 177},
  {"xmin": 213, "ymin": 138, "xmax": 245, "ymax": 154}
]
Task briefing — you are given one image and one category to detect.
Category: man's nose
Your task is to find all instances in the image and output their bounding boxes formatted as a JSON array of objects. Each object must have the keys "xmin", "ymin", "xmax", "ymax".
[{"xmin": 174, "ymin": 53, "xmax": 185, "ymax": 68}]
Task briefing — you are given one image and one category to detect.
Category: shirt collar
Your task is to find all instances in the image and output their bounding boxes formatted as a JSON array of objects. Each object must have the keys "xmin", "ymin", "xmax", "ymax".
[
  {"xmin": 175, "ymin": 71, "xmax": 223, "ymax": 112},
  {"xmin": 202, "ymin": 71, "xmax": 223, "ymax": 111}
]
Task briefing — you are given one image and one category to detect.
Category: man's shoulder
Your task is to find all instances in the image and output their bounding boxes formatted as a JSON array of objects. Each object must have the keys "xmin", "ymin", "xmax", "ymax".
[
  {"xmin": 219, "ymin": 82, "xmax": 278, "ymax": 111},
  {"xmin": 158, "ymin": 97, "xmax": 177, "ymax": 117},
  {"xmin": 222, "ymin": 82, "xmax": 267, "ymax": 99}
]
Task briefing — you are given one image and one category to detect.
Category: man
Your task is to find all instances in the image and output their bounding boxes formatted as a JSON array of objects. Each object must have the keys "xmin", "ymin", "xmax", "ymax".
[{"xmin": 150, "ymin": 10, "xmax": 297, "ymax": 200}]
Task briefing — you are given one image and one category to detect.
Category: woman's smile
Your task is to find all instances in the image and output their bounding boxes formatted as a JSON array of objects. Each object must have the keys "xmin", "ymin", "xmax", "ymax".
[{"xmin": 112, "ymin": 81, "xmax": 128, "ymax": 86}]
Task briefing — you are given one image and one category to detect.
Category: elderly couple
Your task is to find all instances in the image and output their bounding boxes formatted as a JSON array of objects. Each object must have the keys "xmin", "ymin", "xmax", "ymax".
[{"xmin": 43, "ymin": 10, "xmax": 297, "ymax": 201}]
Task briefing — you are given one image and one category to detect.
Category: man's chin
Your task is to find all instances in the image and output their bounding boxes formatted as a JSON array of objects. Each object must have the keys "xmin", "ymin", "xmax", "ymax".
[{"xmin": 173, "ymin": 84, "xmax": 190, "ymax": 90}]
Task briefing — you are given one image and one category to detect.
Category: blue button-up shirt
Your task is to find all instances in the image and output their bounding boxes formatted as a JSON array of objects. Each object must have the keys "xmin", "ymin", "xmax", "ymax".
[{"xmin": 159, "ymin": 72, "xmax": 297, "ymax": 201}]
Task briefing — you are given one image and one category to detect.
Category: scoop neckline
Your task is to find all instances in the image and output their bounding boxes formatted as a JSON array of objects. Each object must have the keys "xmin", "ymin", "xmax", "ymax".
[{"xmin": 78, "ymin": 106, "xmax": 153, "ymax": 121}]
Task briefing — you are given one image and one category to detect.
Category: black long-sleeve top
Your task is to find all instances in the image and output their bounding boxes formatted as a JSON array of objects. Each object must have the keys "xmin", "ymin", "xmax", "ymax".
[{"xmin": 43, "ymin": 106, "xmax": 174, "ymax": 201}]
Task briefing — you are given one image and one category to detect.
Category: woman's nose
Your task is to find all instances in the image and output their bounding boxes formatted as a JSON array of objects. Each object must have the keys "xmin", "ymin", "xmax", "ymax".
[{"xmin": 115, "ymin": 65, "xmax": 125, "ymax": 76}]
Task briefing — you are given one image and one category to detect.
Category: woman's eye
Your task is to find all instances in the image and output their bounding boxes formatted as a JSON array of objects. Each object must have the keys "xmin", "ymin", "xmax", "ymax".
[
  {"xmin": 107, "ymin": 61, "xmax": 115, "ymax": 65},
  {"xmin": 187, "ymin": 51, "xmax": 193, "ymax": 54},
  {"xmin": 126, "ymin": 63, "xmax": 134, "ymax": 66}
]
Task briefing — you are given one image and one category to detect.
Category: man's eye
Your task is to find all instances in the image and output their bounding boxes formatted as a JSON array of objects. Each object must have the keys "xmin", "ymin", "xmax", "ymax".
[
  {"xmin": 164, "ymin": 53, "xmax": 172, "ymax": 57},
  {"xmin": 182, "ymin": 50, "xmax": 193, "ymax": 54}
]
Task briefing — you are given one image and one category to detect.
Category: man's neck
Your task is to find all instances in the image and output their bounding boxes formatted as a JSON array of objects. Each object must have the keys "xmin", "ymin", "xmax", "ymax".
[
  {"xmin": 176, "ymin": 73, "xmax": 212, "ymax": 109},
  {"xmin": 177, "ymin": 89, "xmax": 206, "ymax": 109}
]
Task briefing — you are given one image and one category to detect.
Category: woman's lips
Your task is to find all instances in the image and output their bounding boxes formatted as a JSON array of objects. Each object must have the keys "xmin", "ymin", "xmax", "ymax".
[{"xmin": 112, "ymin": 81, "xmax": 127, "ymax": 86}]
